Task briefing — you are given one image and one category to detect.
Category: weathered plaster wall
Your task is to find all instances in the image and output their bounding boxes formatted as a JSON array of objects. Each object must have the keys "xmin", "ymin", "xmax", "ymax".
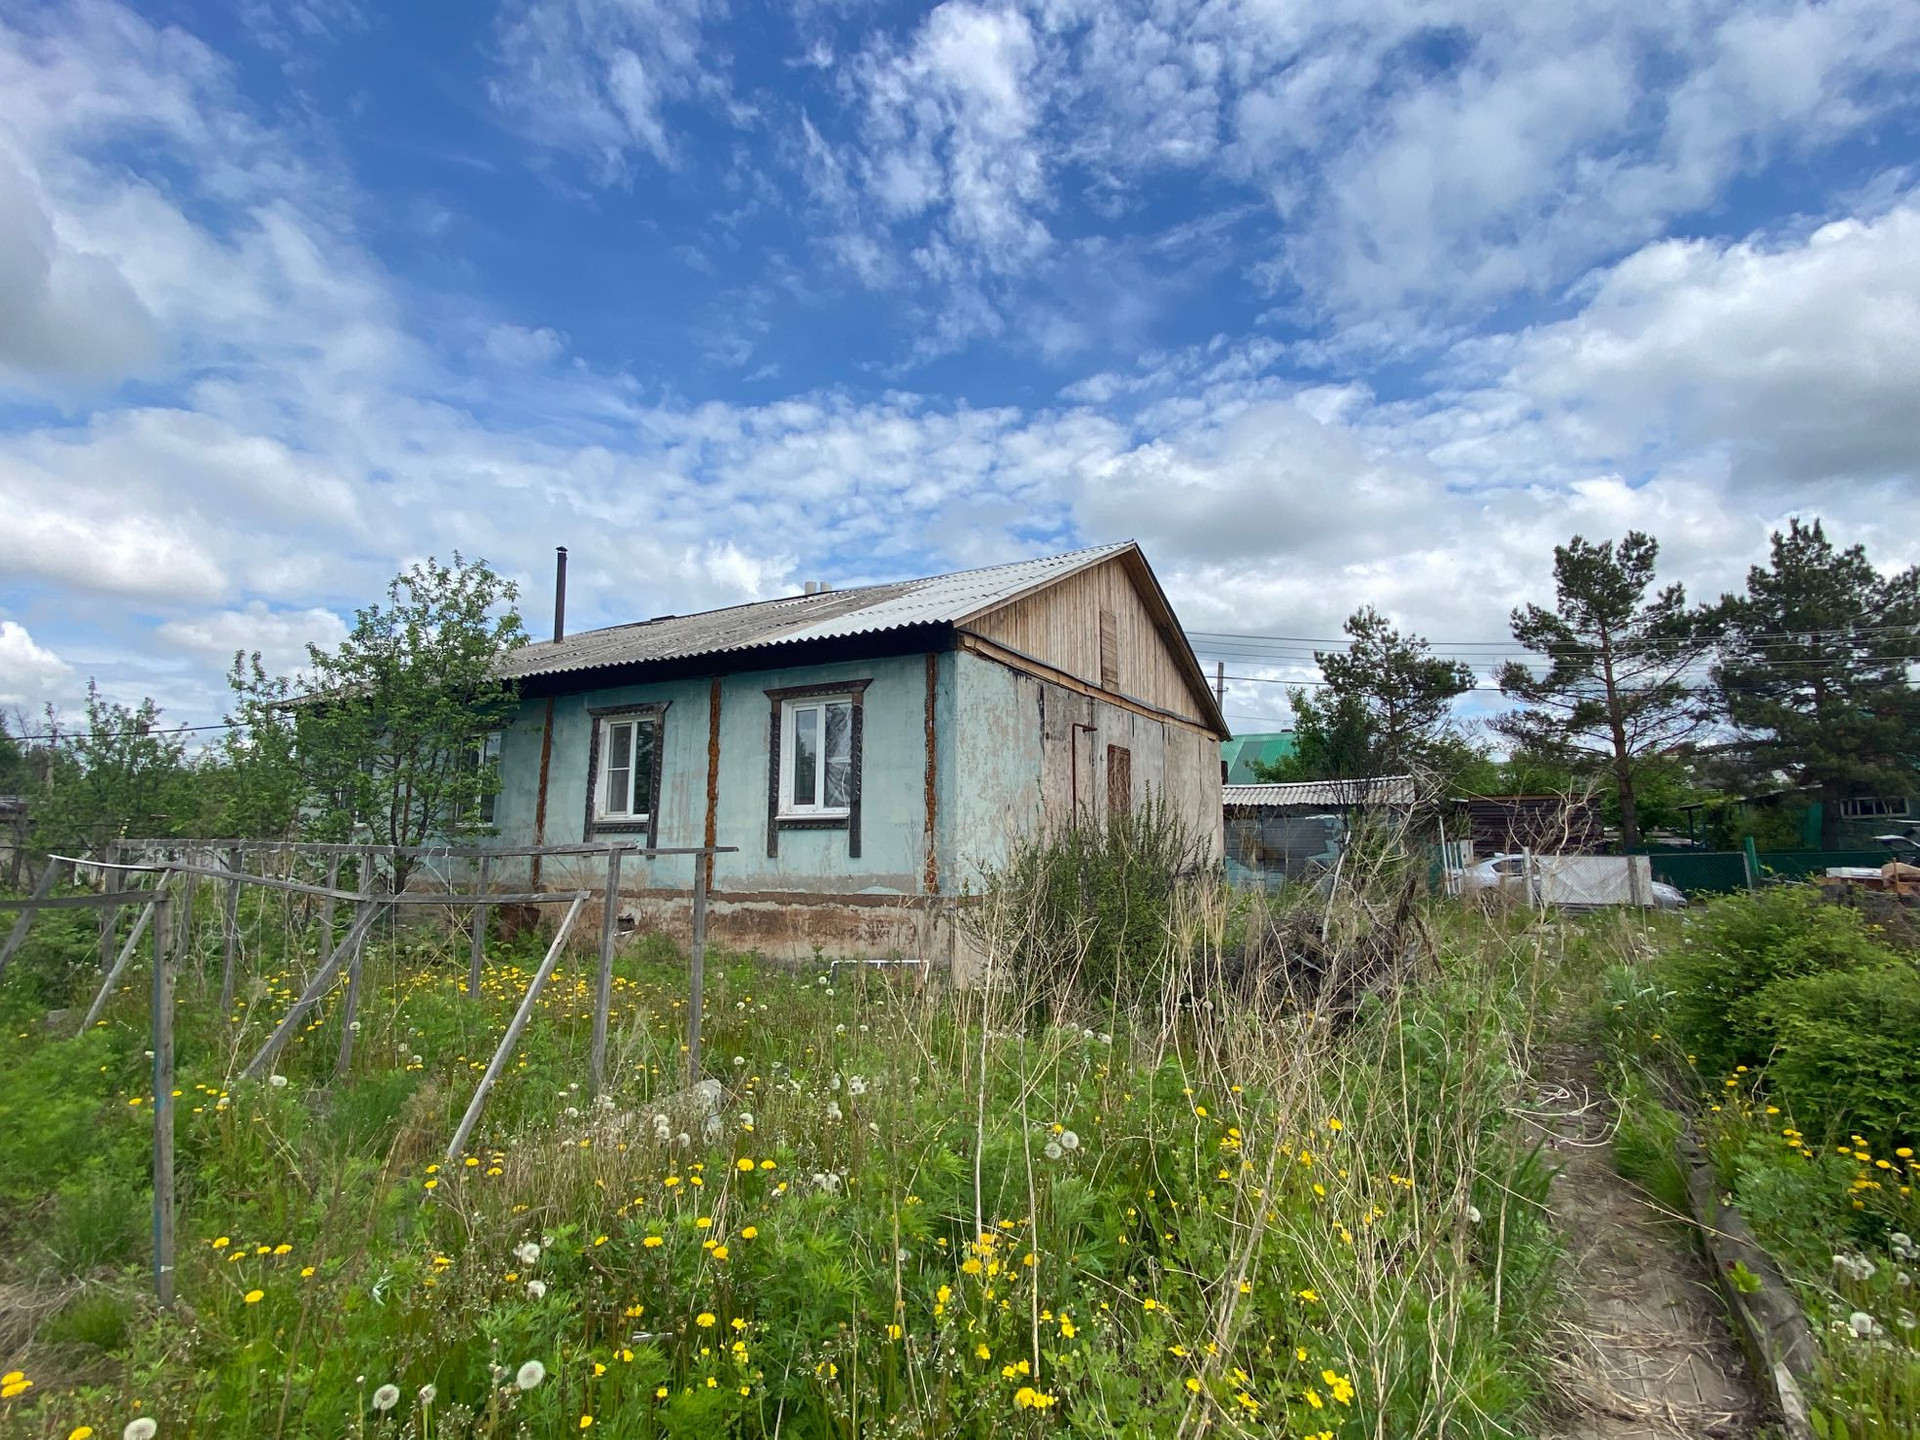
[
  {"xmin": 488, "ymin": 653, "xmax": 939, "ymax": 902},
  {"xmin": 946, "ymin": 650, "xmax": 1222, "ymax": 891}
]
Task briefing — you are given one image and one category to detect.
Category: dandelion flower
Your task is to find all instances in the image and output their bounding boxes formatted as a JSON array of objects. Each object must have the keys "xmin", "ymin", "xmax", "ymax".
[
  {"xmin": 1044, "ymin": 1141, "xmax": 1063, "ymax": 1161},
  {"xmin": 643, "ymin": 1235, "xmax": 664, "ymax": 1249},
  {"xmin": 243, "ymin": 1289, "xmax": 264, "ymax": 1304},
  {"xmin": 740, "ymin": 1226, "xmax": 758, "ymax": 1240},
  {"xmin": 1059, "ymin": 1130, "xmax": 1079, "ymax": 1152},
  {"xmin": 371, "ymin": 1384, "xmax": 400, "ymax": 1412},
  {"xmin": 579, "ymin": 1417, "xmax": 594, "ymax": 1429},
  {"xmin": 515, "ymin": 1360, "xmax": 546, "ymax": 1390},
  {"xmin": 696, "ymin": 1312, "xmax": 716, "ymax": 1328},
  {"xmin": 124, "ymin": 1424, "xmax": 159, "ymax": 1440}
]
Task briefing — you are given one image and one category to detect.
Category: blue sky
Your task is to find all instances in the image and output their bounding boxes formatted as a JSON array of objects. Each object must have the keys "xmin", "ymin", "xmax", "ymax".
[{"xmin": 2, "ymin": 0, "xmax": 1917, "ymax": 735}]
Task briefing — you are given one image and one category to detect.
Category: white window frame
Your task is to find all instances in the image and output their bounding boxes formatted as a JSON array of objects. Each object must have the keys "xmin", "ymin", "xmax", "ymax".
[
  {"xmin": 594, "ymin": 713, "xmax": 656, "ymax": 823},
  {"xmin": 778, "ymin": 695, "xmax": 854, "ymax": 819},
  {"xmin": 1840, "ymin": 796, "xmax": 1910, "ymax": 819}
]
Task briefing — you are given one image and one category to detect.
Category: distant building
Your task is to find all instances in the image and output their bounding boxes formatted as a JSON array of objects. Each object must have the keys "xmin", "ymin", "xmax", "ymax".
[
  {"xmin": 1219, "ymin": 731, "xmax": 1295, "ymax": 785},
  {"xmin": 1223, "ymin": 776, "xmax": 1415, "ymax": 886}
]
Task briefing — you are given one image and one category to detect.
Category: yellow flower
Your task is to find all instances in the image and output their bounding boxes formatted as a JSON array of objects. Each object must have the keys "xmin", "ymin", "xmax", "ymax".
[
  {"xmin": 1326, "ymin": 1117, "xmax": 1343, "ymax": 1132},
  {"xmin": 579, "ymin": 1417, "xmax": 593, "ymax": 1429},
  {"xmin": 696, "ymin": 1312, "xmax": 716, "ymax": 1328},
  {"xmin": 1305, "ymin": 1388, "xmax": 1324, "ymax": 1409},
  {"xmin": 644, "ymin": 1235, "xmax": 664, "ymax": 1248},
  {"xmin": 300, "ymin": 1266, "xmax": 315, "ymax": 1278},
  {"xmin": 1184, "ymin": 1377, "xmax": 1202, "ymax": 1394},
  {"xmin": 737, "ymin": 1157, "xmax": 754, "ymax": 1172},
  {"xmin": 655, "ymin": 1387, "xmax": 669, "ymax": 1399},
  {"xmin": 711, "ymin": 1245, "xmax": 730, "ymax": 1261},
  {"xmin": 1059, "ymin": 1317, "xmax": 1076, "ymax": 1338},
  {"xmin": 696, "ymin": 1216, "xmax": 713, "ymax": 1229},
  {"xmin": 1296, "ymin": 1288, "xmax": 1320, "ymax": 1303},
  {"xmin": 740, "ymin": 1226, "xmax": 758, "ymax": 1239},
  {"xmin": 760, "ymin": 1159, "xmax": 776, "ymax": 1170},
  {"xmin": 243, "ymin": 1289, "xmax": 264, "ymax": 1304},
  {"xmin": 70, "ymin": 1429, "xmax": 96, "ymax": 1439},
  {"xmin": 975, "ymin": 1343, "xmax": 992, "ymax": 1360}
]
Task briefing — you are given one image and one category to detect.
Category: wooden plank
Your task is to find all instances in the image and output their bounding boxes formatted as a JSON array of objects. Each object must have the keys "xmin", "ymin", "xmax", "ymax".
[
  {"xmin": 955, "ymin": 634, "xmax": 1220, "ymax": 737},
  {"xmin": 445, "ymin": 893, "xmax": 588, "ymax": 1160},
  {"xmin": 219, "ymin": 848, "xmax": 242, "ymax": 1013},
  {"xmin": 79, "ymin": 887, "xmax": 166, "ymax": 1032},
  {"xmin": 241, "ymin": 900, "xmax": 388, "ymax": 1080},
  {"xmin": 0, "ymin": 888, "xmax": 163, "ymax": 912}
]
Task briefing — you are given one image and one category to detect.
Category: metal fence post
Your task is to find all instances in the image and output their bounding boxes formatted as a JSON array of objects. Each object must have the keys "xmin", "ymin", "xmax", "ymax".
[
  {"xmin": 589, "ymin": 847, "xmax": 624, "ymax": 1095},
  {"xmin": 151, "ymin": 892, "xmax": 176, "ymax": 1307},
  {"xmin": 687, "ymin": 852, "xmax": 708, "ymax": 1083},
  {"xmin": 467, "ymin": 854, "xmax": 492, "ymax": 999}
]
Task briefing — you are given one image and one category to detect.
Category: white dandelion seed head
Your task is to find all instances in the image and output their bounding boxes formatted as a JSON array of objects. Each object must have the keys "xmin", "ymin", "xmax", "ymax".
[
  {"xmin": 1466, "ymin": 1204, "xmax": 1484, "ymax": 1224},
  {"xmin": 825, "ymin": 1102, "xmax": 843, "ymax": 1122},
  {"xmin": 525, "ymin": 1279, "xmax": 547, "ymax": 1300},
  {"xmin": 267, "ymin": 1074, "xmax": 289, "ymax": 1088},
  {"xmin": 1044, "ymin": 1141, "xmax": 1064, "ymax": 1161},
  {"xmin": 1848, "ymin": 1310, "xmax": 1880, "ymax": 1339},
  {"xmin": 1896, "ymin": 1309, "xmax": 1916, "ymax": 1331},
  {"xmin": 124, "ymin": 1421, "xmax": 159, "ymax": 1440},
  {"xmin": 676, "ymin": 1132, "xmax": 690, "ymax": 1148},
  {"xmin": 418, "ymin": 1383, "xmax": 437, "ymax": 1403},
  {"xmin": 1059, "ymin": 1131, "xmax": 1079, "ymax": 1152},
  {"xmin": 515, "ymin": 1360, "xmax": 546, "ymax": 1389},
  {"xmin": 1891, "ymin": 1233, "xmax": 1916, "ymax": 1262},
  {"xmin": 513, "ymin": 1241, "xmax": 541, "ymax": 1265},
  {"xmin": 372, "ymin": 1383, "xmax": 400, "ymax": 1411},
  {"xmin": 739, "ymin": 1112, "xmax": 754, "ymax": 1129},
  {"xmin": 564, "ymin": 1106, "xmax": 579, "ymax": 1119},
  {"xmin": 348, "ymin": 1020, "xmax": 361, "ymax": 1033},
  {"xmin": 846, "ymin": 1075, "xmax": 867, "ymax": 1097},
  {"xmin": 858, "ymin": 1023, "xmax": 869, "ymax": 1033}
]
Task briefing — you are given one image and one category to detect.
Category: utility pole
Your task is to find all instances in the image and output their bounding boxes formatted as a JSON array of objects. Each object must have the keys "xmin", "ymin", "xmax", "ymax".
[{"xmin": 1214, "ymin": 661, "xmax": 1225, "ymax": 708}]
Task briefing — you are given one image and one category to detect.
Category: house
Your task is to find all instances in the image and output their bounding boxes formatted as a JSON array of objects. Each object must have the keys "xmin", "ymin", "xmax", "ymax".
[
  {"xmin": 1448, "ymin": 794, "xmax": 1604, "ymax": 856},
  {"xmin": 1219, "ymin": 731, "xmax": 1295, "ymax": 785},
  {"xmin": 1223, "ymin": 776, "xmax": 1414, "ymax": 886},
  {"xmin": 478, "ymin": 542, "xmax": 1228, "ymax": 970}
]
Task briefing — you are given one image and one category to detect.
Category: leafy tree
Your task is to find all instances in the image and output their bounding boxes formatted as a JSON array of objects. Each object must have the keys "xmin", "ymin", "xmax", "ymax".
[
  {"xmin": 203, "ymin": 652, "xmax": 305, "ymax": 840},
  {"xmin": 0, "ymin": 713, "xmax": 27, "ymax": 795},
  {"xmin": 1713, "ymin": 519, "xmax": 1920, "ymax": 846},
  {"xmin": 268, "ymin": 555, "xmax": 527, "ymax": 886},
  {"xmin": 1495, "ymin": 532, "xmax": 1714, "ymax": 850},
  {"xmin": 1261, "ymin": 607, "xmax": 1474, "ymax": 782},
  {"xmin": 29, "ymin": 683, "xmax": 195, "ymax": 853}
]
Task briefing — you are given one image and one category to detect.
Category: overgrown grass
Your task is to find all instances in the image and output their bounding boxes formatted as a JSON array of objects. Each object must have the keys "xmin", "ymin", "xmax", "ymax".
[
  {"xmin": 0, "ymin": 856, "xmax": 1567, "ymax": 1439},
  {"xmin": 1599, "ymin": 888, "xmax": 1920, "ymax": 1438}
]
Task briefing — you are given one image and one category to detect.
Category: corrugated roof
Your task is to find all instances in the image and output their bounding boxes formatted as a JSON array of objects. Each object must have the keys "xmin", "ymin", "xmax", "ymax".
[
  {"xmin": 1224, "ymin": 776, "xmax": 1417, "ymax": 809},
  {"xmin": 500, "ymin": 543, "xmax": 1135, "ymax": 680}
]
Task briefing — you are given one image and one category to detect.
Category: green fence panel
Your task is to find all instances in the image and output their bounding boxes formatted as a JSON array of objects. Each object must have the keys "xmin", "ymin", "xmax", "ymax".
[{"xmin": 1650, "ymin": 852, "xmax": 1750, "ymax": 895}]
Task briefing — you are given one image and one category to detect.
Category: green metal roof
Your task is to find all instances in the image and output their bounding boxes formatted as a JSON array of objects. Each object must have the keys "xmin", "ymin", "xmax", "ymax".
[{"xmin": 1220, "ymin": 732, "xmax": 1296, "ymax": 784}]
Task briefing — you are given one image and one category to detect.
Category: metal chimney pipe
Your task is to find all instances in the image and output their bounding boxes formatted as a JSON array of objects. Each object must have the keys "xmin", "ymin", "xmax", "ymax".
[{"xmin": 553, "ymin": 546, "xmax": 568, "ymax": 641}]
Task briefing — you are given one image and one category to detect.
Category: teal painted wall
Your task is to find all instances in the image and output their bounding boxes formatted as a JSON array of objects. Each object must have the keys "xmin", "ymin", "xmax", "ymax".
[{"xmin": 488, "ymin": 653, "xmax": 940, "ymax": 897}]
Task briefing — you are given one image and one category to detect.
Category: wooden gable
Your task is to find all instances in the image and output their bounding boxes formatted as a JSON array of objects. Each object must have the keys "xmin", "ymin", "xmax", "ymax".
[{"xmin": 958, "ymin": 550, "xmax": 1227, "ymax": 735}]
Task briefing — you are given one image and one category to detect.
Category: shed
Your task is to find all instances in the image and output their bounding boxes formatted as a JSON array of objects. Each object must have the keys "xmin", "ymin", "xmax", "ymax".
[{"xmin": 1223, "ymin": 776, "xmax": 1415, "ymax": 885}]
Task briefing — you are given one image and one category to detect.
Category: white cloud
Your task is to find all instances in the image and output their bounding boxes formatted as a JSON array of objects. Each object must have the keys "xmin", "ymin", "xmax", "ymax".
[
  {"xmin": 0, "ymin": 620, "xmax": 74, "ymax": 707},
  {"xmin": 490, "ymin": 0, "xmax": 727, "ymax": 175},
  {"xmin": 154, "ymin": 602, "xmax": 348, "ymax": 678}
]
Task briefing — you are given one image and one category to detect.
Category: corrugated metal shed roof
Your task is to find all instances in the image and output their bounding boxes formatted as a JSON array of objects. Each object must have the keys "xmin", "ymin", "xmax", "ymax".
[
  {"xmin": 1224, "ymin": 776, "xmax": 1417, "ymax": 809},
  {"xmin": 500, "ymin": 542, "xmax": 1135, "ymax": 680}
]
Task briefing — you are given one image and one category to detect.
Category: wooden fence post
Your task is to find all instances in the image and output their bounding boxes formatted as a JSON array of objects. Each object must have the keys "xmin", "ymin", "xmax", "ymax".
[
  {"xmin": 687, "ymin": 853, "xmax": 708, "ymax": 1083},
  {"xmin": 219, "ymin": 847, "xmax": 242, "ymax": 1013},
  {"xmin": 446, "ymin": 894, "xmax": 588, "ymax": 1160},
  {"xmin": 316, "ymin": 854, "xmax": 340, "ymax": 985},
  {"xmin": 151, "ymin": 892, "xmax": 176, "ymax": 1307},
  {"xmin": 466, "ymin": 854, "xmax": 492, "ymax": 999}
]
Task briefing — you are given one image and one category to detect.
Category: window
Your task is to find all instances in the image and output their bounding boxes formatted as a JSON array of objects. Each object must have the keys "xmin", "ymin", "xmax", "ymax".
[
  {"xmin": 764, "ymin": 680, "xmax": 870, "ymax": 858},
  {"xmin": 585, "ymin": 704, "xmax": 666, "ymax": 840},
  {"xmin": 597, "ymin": 715, "xmax": 657, "ymax": 819},
  {"xmin": 475, "ymin": 730, "xmax": 502, "ymax": 825},
  {"xmin": 1840, "ymin": 796, "xmax": 1910, "ymax": 819},
  {"xmin": 781, "ymin": 696, "xmax": 854, "ymax": 816},
  {"xmin": 1106, "ymin": 743, "xmax": 1132, "ymax": 819},
  {"xmin": 454, "ymin": 730, "xmax": 503, "ymax": 828}
]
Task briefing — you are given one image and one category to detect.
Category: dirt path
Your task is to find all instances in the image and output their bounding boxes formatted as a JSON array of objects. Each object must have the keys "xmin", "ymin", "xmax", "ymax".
[{"xmin": 1528, "ymin": 1047, "xmax": 1765, "ymax": 1439}]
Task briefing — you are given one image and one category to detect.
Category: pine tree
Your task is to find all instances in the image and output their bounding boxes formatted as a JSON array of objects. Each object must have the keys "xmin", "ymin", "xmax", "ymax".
[
  {"xmin": 1714, "ymin": 519, "xmax": 1920, "ymax": 845},
  {"xmin": 1495, "ymin": 532, "xmax": 1714, "ymax": 850}
]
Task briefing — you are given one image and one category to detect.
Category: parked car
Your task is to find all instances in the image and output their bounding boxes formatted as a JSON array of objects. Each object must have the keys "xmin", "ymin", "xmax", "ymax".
[{"xmin": 1451, "ymin": 853, "xmax": 1688, "ymax": 909}]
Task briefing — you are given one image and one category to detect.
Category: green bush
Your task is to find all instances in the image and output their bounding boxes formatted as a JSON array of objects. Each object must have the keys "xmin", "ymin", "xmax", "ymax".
[
  {"xmin": 1661, "ymin": 886, "xmax": 1901, "ymax": 1075},
  {"xmin": 1751, "ymin": 965, "xmax": 1920, "ymax": 1147},
  {"xmin": 967, "ymin": 794, "xmax": 1214, "ymax": 1016}
]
